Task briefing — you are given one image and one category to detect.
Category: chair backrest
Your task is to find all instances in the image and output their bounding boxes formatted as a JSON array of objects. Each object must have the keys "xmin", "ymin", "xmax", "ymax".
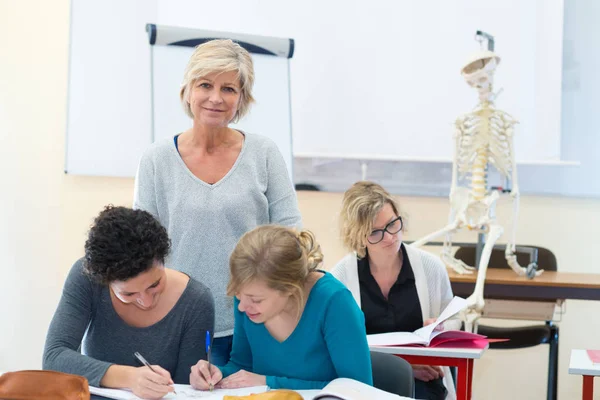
[
  {"xmin": 294, "ymin": 183, "xmax": 321, "ymax": 191},
  {"xmin": 454, "ymin": 245, "xmax": 557, "ymax": 272},
  {"xmin": 370, "ymin": 351, "xmax": 414, "ymax": 398}
]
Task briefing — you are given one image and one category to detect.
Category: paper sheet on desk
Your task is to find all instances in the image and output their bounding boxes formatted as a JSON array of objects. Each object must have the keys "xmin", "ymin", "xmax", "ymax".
[{"xmin": 90, "ymin": 384, "xmax": 268, "ymax": 399}]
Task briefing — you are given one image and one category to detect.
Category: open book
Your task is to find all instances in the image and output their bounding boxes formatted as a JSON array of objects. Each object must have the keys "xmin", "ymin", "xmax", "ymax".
[
  {"xmin": 367, "ymin": 296, "xmax": 489, "ymax": 349},
  {"xmin": 89, "ymin": 384, "xmax": 269, "ymax": 399},
  {"xmin": 296, "ymin": 378, "xmax": 410, "ymax": 400}
]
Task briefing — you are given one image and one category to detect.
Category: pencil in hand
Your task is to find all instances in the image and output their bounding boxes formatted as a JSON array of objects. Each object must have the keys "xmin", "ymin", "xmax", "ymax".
[{"xmin": 133, "ymin": 351, "xmax": 177, "ymax": 395}]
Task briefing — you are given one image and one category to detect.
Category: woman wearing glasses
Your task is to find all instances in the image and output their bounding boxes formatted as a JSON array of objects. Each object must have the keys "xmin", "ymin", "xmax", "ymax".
[{"xmin": 330, "ymin": 181, "xmax": 459, "ymax": 400}]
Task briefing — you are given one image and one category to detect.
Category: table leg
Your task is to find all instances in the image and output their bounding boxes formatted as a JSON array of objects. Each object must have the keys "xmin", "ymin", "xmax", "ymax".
[
  {"xmin": 467, "ymin": 359, "xmax": 474, "ymax": 400},
  {"xmin": 390, "ymin": 354, "xmax": 475, "ymax": 400},
  {"xmin": 582, "ymin": 375, "xmax": 594, "ymax": 400},
  {"xmin": 456, "ymin": 358, "xmax": 468, "ymax": 400}
]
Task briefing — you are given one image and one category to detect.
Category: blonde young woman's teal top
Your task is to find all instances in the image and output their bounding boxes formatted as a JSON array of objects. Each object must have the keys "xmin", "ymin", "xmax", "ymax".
[{"xmin": 219, "ymin": 272, "xmax": 373, "ymax": 390}]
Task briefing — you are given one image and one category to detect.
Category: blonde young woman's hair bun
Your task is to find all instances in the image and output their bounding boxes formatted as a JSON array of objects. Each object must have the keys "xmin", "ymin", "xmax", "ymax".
[{"xmin": 296, "ymin": 230, "xmax": 324, "ymax": 272}]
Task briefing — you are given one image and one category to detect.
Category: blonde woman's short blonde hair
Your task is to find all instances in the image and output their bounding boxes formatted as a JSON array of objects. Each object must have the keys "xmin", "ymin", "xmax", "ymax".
[
  {"xmin": 179, "ymin": 39, "xmax": 255, "ymax": 123},
  {"xmin": 340, "ymin": 181, "xmax": 402, "ymax": 258},
  {"xmin": 228, "ymin": 225, "xmax": 323, "ymax": 317}
]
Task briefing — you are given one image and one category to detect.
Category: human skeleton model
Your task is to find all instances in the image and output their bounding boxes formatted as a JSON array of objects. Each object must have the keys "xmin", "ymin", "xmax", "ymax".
[{"xmin": 411, "ymin": 50, "xmax": 543, "ymax": 332}]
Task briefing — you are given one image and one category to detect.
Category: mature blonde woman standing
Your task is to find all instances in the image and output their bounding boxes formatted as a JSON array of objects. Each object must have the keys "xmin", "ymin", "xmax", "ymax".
[
  {"xmin": 134, "ymin": 39, "xmax": 302, "ymax": 365},
  {"xmin": 331, "ymin": 181, "xmax": 460, "ymax": 400}
]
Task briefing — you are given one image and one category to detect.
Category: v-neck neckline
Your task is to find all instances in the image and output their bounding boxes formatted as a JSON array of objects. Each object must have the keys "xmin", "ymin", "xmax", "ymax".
[
  {"xmin": 105, "ymin": 278, "xmax": 192, "ymax": 330},
  {"xmin": 171, "ymin": 130, "xmax": 248, "ymax": 188},
  {"xmin": 262, "ymin": 271, "xmax": 327, "ymax": 345}
]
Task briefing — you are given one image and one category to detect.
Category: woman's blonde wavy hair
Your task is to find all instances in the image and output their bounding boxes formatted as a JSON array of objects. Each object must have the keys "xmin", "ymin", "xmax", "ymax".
[
  {"xmin": 340, "ymin": 181, "xmax": 403, "ymax": 258},
  {"xmin": 228, "ymin": 225, "xmax": 323, "ymax": 317}
]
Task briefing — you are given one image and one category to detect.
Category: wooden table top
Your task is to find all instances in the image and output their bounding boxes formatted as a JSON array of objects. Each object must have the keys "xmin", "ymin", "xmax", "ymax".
[{"xmin": 448, "ymin": 269, "xmax": 600, "ymax": 289}]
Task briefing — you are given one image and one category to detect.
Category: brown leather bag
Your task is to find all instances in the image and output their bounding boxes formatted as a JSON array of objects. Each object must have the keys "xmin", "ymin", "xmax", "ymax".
[
  {"xmin": 0, "ymin": 370, "xmax": 90, "ymax": 400},
  {"xmin": 224, "ymin": 390, "xmax": 304, "ymax": 400}
]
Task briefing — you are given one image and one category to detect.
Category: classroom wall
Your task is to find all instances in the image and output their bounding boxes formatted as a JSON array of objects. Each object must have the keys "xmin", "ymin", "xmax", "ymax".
[
  {"xmin": 2, "ymin": 1, "xmax": 600, "ymax": 399},
  {"xmin": 0, "ymin": 0, "xmax": 135, "ymax": 371}
]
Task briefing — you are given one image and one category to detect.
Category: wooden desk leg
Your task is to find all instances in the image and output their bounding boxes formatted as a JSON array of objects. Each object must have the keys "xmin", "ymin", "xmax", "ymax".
[
  {"xmin": 582, "ymin": 375, "xmax": 594, "ymax": 400},
  {"xmin": 456, "ymin": 358, "xmax": 469, "ymax": 400},
  {"xmin": 467, "ymin": 358, "xmax": 474, "ymax": 400}
]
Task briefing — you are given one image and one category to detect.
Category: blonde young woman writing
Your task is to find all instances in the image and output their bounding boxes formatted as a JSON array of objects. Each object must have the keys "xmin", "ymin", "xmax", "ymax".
[{"xmin": 189, "ymin": 225, "xmax": 373, "ymax": 390}]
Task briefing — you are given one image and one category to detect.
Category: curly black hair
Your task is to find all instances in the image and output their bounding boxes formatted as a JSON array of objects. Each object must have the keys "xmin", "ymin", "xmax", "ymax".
[{"xmin": 83, "ymin": 205, "xmax": 171, "ymax": 285}]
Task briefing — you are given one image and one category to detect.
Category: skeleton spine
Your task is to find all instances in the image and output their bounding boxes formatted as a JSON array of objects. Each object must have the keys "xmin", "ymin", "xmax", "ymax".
[{"xmin": 471, "ymin": 149, "xmax": 488, "ymax": 201}]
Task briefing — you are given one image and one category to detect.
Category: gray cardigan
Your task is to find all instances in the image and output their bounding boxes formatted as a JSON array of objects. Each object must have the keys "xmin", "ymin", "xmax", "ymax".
[
  {"xmin": 43, "ymin": 259, "xmax": 214, "ymax": 387},
  {"xmin": 133, "ymin": 132, "xmax": 302, "ymax": 337}
]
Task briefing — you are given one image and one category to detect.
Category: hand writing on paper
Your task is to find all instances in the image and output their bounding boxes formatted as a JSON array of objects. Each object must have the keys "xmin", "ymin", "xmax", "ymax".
[
  {"xmin": 218, "ymin": 370, "xmax": 266, "ymax": 389},
  {"xmin": 190, "ymin": 360, "xmax": 223, "ymax": 391},
  {"xmin": 424, "ymin": 318, "xmax": 444, "ymax": 332},
  {"xmin": 412, "ymin": 365, "xmax": 444, "ymax": 382},
  {"xmin": 130, "ymin": 365, "xmax": 175, "ymax": 399}
]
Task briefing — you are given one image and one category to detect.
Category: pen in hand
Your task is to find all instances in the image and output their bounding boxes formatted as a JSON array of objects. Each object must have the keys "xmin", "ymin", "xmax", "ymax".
[
  {"xmin": 205, "ymin": 331, "xmax": 214, "ymax": 392},
  {"xmin": 133, "ymin": 351, "xmax": 177, "ymax": 395}
]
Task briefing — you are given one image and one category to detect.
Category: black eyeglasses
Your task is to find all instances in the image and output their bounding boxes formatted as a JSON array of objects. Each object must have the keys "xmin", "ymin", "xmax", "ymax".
[{"xmin": 367, "ymin": 216, "xmax": 403, "ymax": 244}]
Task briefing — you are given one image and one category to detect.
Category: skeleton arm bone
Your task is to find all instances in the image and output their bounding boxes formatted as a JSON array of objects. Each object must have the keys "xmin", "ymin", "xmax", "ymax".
[
  {"xmin": 503, "ymin": 127, "xmax": 523, "ymax": 274},
  {"xmin": 420, "ymin": 122, "xmax": 463, "ymax": 256},
  {"xmin": 502, "ymin": 127, "xmax": 542, "ymax": 277},
  {"xmin": 413, "ymin": 122, "xmax": 465, "ymax": 250},
  {"xmin": 442, "ymin": 196, "xmax": 459, "ymax": 275},
  {"xmin": 450, "ymin": 122, "xmax": 463, "ymax": 199},
  {"xmin": 507, "ymin": 127, "xmax": 519, "ymax": 254}
]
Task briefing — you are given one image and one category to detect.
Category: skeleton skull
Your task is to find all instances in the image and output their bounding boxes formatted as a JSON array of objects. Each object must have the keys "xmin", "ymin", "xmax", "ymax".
[{"xmin": 461, "ymin": 51, "xmax": 501, "ymax": 100}]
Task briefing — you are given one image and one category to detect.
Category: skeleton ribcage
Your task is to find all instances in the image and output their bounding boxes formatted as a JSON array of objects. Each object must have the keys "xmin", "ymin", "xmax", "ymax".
[{"xmin": 455, "ymin": 110, "xmax": 517, "ymax": 180}]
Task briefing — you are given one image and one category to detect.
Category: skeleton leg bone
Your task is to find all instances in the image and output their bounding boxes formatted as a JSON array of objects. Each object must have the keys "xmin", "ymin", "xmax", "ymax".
[
  {"xmin": 410, "ymin": 222, "xmax": 459, "ymax": 249},
  {"xmin": 441, "ymin": 252, "xmax": 476, "ymax": 275},
  {"xmin": 463, "ymin": 223, "xmax": 504, "ymax": 333}
]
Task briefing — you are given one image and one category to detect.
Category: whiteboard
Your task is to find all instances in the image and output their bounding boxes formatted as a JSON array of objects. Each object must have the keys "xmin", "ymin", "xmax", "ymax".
[
  {"xmin": 65, "ymin": 2, "xmax": 294, "ymax": 178},
  {"xmin": 293, "ymin": 0, "xmax": 600, "ymax": 198},
  {"xmin": 151, "ymin": 44, "xmax": 293, "ymax": 177},
  {"xmin": 288, "ymin": 0, "xmax": 564, "ymax": 163},
  {"xmin": 157, "ymin": 0, "xmax": 564, "ymax": 164},
  {"xmin": 65, "ymin": 0, "xmax": 156, "ymax": 177},
  {"xmin": 66, "ymin": 0, "xmax": 597, "ymax": 197}
]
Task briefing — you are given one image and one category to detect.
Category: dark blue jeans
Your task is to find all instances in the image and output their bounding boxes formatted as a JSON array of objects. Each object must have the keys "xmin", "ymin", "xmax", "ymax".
[{"xmin": 211, "ymin": 335, "xmax": 233, "ymax": 367}]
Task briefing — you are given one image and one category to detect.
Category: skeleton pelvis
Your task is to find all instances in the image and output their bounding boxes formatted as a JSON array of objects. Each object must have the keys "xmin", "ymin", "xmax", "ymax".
[{"xmin": 450, "ymin": 187, "xmax": 499, "ymax": 230}]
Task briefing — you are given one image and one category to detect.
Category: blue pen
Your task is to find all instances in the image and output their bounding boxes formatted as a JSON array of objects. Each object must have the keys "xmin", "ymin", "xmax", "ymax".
[{"xmin": 205, "ymin": 331, "xmax": 214, "ymax": 392}]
